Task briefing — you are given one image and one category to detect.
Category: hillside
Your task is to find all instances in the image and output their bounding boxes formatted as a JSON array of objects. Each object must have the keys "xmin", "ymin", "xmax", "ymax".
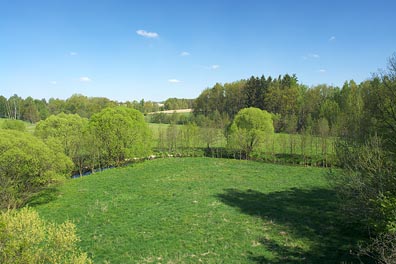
[{"xmin": 32, "ymin": 158, "xmax": 363, "ymax": 263}]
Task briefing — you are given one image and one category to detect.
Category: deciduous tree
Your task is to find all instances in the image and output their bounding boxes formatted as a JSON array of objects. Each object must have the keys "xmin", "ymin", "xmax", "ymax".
[
  {"xmin": 228, "ymin": 107, "xmax": 274, "ymax": 158},
  {"xmin": 90, "ymin": 106, "xmax": 151, "ymax": 166},
  {"xmin": 0, "ymin": 130, "xmax": 72, "ymax": 209}
]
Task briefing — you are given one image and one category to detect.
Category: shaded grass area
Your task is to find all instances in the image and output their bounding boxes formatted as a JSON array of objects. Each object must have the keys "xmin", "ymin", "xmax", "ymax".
[
  {"xmin": 217, "ymin": 188, "xmax": 362, "ymax": 263},
  {"xmin": 27, "ymin": 187, "xmax": 60, "ymax": 207},
  {"xmin": 32, "ymin": 158, "xmax": 364, "ymax": 263}
]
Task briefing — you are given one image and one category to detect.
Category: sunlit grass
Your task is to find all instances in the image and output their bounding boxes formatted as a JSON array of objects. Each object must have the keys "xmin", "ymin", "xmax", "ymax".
[{"xmin": 33, "ymin": 158, "xmax": 361, "ymax": 263}]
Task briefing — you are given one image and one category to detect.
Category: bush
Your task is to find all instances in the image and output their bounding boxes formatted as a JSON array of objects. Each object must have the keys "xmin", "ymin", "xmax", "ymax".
[
  {"xmin": 333, "ymin": 136, "xmax": 395, "ymax": 227},
  {"xmin": 1, "ymin": 119, "xmax": 26, "ymax": 131},
  {"xmin": 0, "ymin": 207, "xmax": 92, "ymax": 264},
  {"xmin": 0, "ymin": 130, "xmax": 73, "ymax": 209},
  {"xmin": 90, "ymin": 106, "xmax": 152, "ymax": 166},
  {"xmin": 334, "ymin": 136, "xmax": 396, "ymax": 263},
  {"xmin": 357, "ymin": 232, "xmax": 396, "ymax": 264},
  {"xmin": 374, "ymin": 194, "xmax": 396, "ymax": 233}
]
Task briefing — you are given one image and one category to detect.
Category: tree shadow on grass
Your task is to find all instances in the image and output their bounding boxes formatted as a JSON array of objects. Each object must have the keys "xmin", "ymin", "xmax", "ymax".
[
  {"xmin": 26, "ymin": 187, "xmax": 60, "ymax": 207},
  {"xmin": 216, "ymin": 188, "xmax": 369, "ymax": 263}
]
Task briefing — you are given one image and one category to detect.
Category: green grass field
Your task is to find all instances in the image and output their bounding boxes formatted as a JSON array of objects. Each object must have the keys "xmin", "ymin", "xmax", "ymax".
[{"xmin": 32, "ymin": 158, "xmax": 361, "ymax": 263}]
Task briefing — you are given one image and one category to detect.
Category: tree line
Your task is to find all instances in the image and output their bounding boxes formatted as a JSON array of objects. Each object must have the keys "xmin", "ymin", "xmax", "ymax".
[
  {"xmin": 331, "ymin": 54, "xmax": 396, "ymax": 262},
  {"xmin": 0, "ymin": 94, "xmax": 195, "ymax": 123},
  {"xmin": 0, "ymin": 106, "xmax": 151, "ymax": 209},
  {"xmin": 193, "ymin": 74, "xmax": 350, "ymax": 137}
]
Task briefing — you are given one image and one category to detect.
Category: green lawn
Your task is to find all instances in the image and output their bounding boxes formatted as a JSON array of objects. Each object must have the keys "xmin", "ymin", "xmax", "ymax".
[{"xmin": 32, "ymin": 158, "xmax": 361, "ymax": 263}]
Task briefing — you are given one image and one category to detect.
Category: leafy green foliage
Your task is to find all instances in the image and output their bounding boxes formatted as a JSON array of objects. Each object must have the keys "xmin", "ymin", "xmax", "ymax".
[
  {"xmin": 148, "ymin": 111, "xmax": 192, "ymax": 124},
  {"xmin": 335, "ymin": 136, "xmax": 394, "ymax": 226},
  {"xmin": 149, "ymin": 123, "xmax": 335, "ymax": 166},
  {"xmin": 192, "ymin": 74, "xmax": 343, "ymax": 138},
  {"xmin": 35, "ymin": 113, "xmax": 88, "ymax": 156},
  {"xmin": 374, "ymin": 194, "xmax": 396, "ymax": 233},
  {"xmin": 164, "ymin": 97, "xmax": 194, "ymax": 110},
  {"xmin": 35, "ymin": 113, "xmax": 92, "ymax": 174},
  {"xmin": 0, "ymin": 130, "xmax": 72, "ymax": 209},
  {"xmin": 228, "ymin": 107, "xmax": 274, "ymax": 157},
  {"xmin": 1, "ymin": 119, "xmax": 27, "ymax": 131},
  {"xmin": 334, "ymin": 55, "xmax": 396, "ymax": 226},
  {"xmin": 90, "ymin": 106, "xmax": 152, "ymax": 166},
  {"xmin": 0, "ymin": 207, "xmax": 92, "ymax": 264},
  {"xmin": 21, "ymin": 96, "xmax": 40, "ymax": 123},
  {"xmin": 333, "ymin": 54, "xmax": 396, "ymax": 263}
]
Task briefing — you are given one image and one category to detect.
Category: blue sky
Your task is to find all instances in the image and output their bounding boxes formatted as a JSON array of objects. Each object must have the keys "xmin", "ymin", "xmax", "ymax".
[{"xmin": 1, "ymin": 0, "xmax": 395, "ymax": 102}]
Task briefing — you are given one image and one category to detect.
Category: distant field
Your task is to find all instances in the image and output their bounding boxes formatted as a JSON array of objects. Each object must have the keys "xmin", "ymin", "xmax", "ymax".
[
  {"xmin": 147, "ymin": 108, "xmax": 192, "ymax": 114},
  {"xmin": 33, "ymin": 158, "xmax": 361, "ymax": 263},
  {"xmin": 148, "ymin": 122, "xmax": 173, "ymax": 133}
]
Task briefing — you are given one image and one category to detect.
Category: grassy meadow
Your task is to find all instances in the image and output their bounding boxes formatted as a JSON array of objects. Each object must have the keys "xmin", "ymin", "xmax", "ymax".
[{"xmin": 32, "ymin": 158, "xmax": 362, "ymax": 263}]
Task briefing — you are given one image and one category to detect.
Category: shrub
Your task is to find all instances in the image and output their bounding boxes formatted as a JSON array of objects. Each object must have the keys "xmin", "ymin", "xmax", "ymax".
[
  {"xmin": 333, "ymin": 136, "xmax": 395, "ymax": 227},
  {"xmin": 0, "ymin": 130, "xmax": 73, "ymax": 209},
  {"xmin": 0, "ymin": 207, "xmax": 92, "ymax": 264},
  {"xmin": 357, "ymin": 232, "xmax": 396, "ymax": 264},
  {"xmin": 1, "ymin": 119, "xmax": 26, "ymax": 131},
  {"xmin": 90, "ymin": 106, "xmax": 152, "ymax": 166}
]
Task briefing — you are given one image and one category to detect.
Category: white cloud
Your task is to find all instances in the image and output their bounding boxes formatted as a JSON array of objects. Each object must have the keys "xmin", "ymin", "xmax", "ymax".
[
  {"xmin": 50, "ymin": 81, "xmax": 57, "ymax": 85},
  {"xmin": 69, "ymin": 51, "xmax": 78, "ymax": 56},
  {"xmin": 303, "ymin": 54, "xmax": 320, "ymax": 60},
  {"xmin": 329, "ymin": 36, "xmax": 336, "ymax": 41},
  {"xmin": 136, "ymin": 29, "xmax": 159, "ymax": 38},
  {"xmin": 168, "ymin": 79, "xmax": 182, "ymax": 83},
  {"xmin": 180, "ymin": 51, "xmax": 190, "ymax": 56},
  {"xmin": 318, "ymin": 69, "xmax": 326, "ymax": 73},
  {"xmin": 211, "ymin": 64, "xmax": 220, "ymax": 70},
  {"xmin": 79, "ymin": 76, "xmax": 92, "ymax": 82}
]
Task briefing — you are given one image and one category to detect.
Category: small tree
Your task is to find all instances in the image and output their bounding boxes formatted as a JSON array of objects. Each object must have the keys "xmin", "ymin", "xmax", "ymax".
[
  {"xmin": 316, "ymin": 117, "xmax": 330, "ymax": 166},
  {"xmin": 166, "ymin": 123, "xmax": 179, "ymax": 153},
  {"xmin": 90, "ymin": 106, "xmax": 151, "ymax": 166},
  {"xmin": 228, "ymin": 107, "xmax": 274, "ymax": 159},
  {"xmin": 0, "ymin": 130, "xmax": 72, "ymax": 209},
  {"xmin": 35, "ymin": 113, "xmax": 90, "ymax": 175},
  {"xmin": 180, "ymin": 123, "xmax": 199, "ymax": 156},
  {"xmin": 200, "ymin": 117, "xmax": 221, "ymax": 150}
]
